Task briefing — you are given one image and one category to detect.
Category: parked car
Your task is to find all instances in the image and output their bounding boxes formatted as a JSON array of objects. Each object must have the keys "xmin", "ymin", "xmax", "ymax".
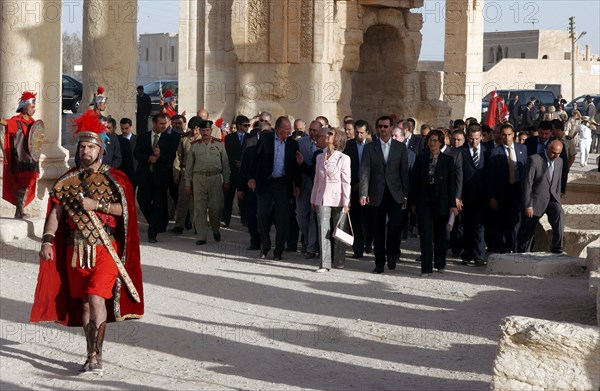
[
  {"xmin": 62, "ymin": 74, "xmax": 83, "ymax": 113},
  {"xmin": 564, "ymin": 94, "xmax": 600, "ymax": 117},
  {"xmin": 481, "ymin": 89, "xmax": 557, "ymax": 121},
  {"xmin": 143, "ymin": 80, "xmax": 178, "ymax": 115}
]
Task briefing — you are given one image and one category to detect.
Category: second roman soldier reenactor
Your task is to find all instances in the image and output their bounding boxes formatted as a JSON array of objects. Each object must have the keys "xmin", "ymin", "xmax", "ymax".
[{"xmin": 1, "ymin": 91, "xmax": 45, "ymax": 218}]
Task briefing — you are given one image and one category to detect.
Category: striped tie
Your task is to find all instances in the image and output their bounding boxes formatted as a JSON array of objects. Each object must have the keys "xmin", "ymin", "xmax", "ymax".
[{"xmin": 473, "ymin": 147, "xmax": 479, "ymax": 167}]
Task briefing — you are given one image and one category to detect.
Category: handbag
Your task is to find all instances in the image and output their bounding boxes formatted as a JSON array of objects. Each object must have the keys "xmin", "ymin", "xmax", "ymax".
[{"xmin": 333, "ymin": 211, "xmax": 354, "ymax": 246}]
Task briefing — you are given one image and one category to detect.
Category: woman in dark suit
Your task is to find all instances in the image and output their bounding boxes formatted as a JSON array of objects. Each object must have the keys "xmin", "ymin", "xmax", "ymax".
[{"xmin": 411, "ymin": 130, "xmax": 458, "ymax": 276}]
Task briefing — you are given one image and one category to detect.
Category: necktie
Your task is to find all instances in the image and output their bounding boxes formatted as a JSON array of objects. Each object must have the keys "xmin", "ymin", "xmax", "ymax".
[
  {"xmin": 357, "ymin": 142, "xmax": 364, "ymax": 166},
  {"xmin": 508, "ymin": 145, "xmax": 516, "ymax": 184},
  {"xmin": 150, "ymin": 133, "xmax": 159, "ymax": 172},
  {"xmin": 383, "ymin": 142, "xmax": 389, "ymax": 163},
  {"xmin": 238, "ymin": 133, "xmax": 244, "ymax": 144},
  {"xmin": 472, "ymin": 147, "xmax": 479, "ymax": 167},
  {"xmin": 548, "ymin": 160, "xmax": 554, "ymax": 181}
]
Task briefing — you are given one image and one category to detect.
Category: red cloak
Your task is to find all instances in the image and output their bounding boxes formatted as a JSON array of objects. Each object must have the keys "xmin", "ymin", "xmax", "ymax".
[
  {"xmin": 30, "ymin": 167, "xmax": 144, "ymax": 326},
  {"xmin": 2, "ymin": 114, "xmax": 39, "ymax": 206}
]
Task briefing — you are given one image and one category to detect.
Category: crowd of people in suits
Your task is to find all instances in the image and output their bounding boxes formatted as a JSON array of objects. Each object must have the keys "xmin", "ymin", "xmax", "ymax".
[{"xmin": 86, "ymin": 85, "xmax": 593, "ymax": 276}]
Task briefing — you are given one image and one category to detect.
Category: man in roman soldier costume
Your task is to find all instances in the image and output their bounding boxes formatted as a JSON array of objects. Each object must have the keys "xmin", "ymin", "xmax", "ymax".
[
  {"xmin": 1, "ymin": 91, "xmax": 44, "ymax": 218},
  {"xmin": 484, "ymin": 91, "xmax": 508, "ymax": 129},
  {"xmin": 160, "ymin": 89, "xmax": 181, "ymax": 118},
  {"xmin": 30, "ymin": 110, "xmax": 144, "ymax": 374},
  {"xmin": 92, "ymin": 86, "xmax": 108, "ymax": 117}
]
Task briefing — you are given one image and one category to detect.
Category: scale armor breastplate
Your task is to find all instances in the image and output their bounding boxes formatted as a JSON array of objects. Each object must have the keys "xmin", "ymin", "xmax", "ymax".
[{"xmin": 50, "ymin": 166, "xmax": 121, "ymax": 268}]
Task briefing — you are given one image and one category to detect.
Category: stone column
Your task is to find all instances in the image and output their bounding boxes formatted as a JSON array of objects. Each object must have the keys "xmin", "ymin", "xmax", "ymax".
[
  {"xmin": 443, "ymin": 0, "xmax": 484, "ymax": 121},
  {"xmin": 0, "ymin": 0, "xmax": 68, "ymax": 216},
  {"xmin": 82, "ymin": 0, "xmax": 137, "ymax": 126}
]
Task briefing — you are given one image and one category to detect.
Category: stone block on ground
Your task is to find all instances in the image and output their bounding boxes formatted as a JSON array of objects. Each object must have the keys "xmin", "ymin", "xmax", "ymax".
[
  {"xmin": 0, "ymin": 217, "xmax": 44, "ymax": 244},
  {"xmin": 587, "ymin": 247, "xmax": 600, "ymax": 272},
  {"xmin": 492, "ymin": 316, "xmax": 600, "ymax": 391},
  {"xmin": 487, "ymin": 252, "xmax": 586, "ymax": 277}
]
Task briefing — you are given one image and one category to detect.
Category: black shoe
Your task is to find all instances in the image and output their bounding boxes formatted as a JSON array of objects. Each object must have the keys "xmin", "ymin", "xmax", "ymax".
[
  {"xmin": 213, "ymin": 232, "xmax": 221, "ymax": 242},
  {"xmin": 551, "ymin": 249, "xmax": 565, "ymax": 255},
  {"xmin": 196, "ymin": 240, "xmax": 206, "ymax": 245},
  {"xmin": 247, "ymin": 244, "xmax": 261, "ymax": 250},
  {"xmin": 364, "ymin": 244, "xmax": 372, "ymax": 254},
  {"xmin": 475, "ymin": 259, "xmax": 487, "ymax": 266},
  {"xmin": 372, "ymin": 267, "xmax": 384, "ymax": 274},
  {"xmin": 387, "ymin": 261, "xmax": 397, "ymax": 270},
  {"xmin": 273, "ymin": 253, "xmax": 283, "ymax": 261},
  {"xmin": 169, "ymin": 227, "xmax": 184, "ymax": 235},
  {"xmin": 351, "ymin": 253, "xmax": 363, "ymax": 259},
  {"xmin": 305, "ymin": 252, "xmax": 317, "ymax": 259},
  {"xmin": 260, "ymin": 249, "xmax": 269, "ymax": 259},
  {"xmin": 149, "ymin": 238, "xmax": 158, "ymax": 243}
]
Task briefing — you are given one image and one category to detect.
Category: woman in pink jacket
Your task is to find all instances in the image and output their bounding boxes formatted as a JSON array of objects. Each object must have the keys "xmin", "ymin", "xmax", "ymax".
[{"xmin": 311, "ymin": 128, "xmax": 352, "ymax": 272}]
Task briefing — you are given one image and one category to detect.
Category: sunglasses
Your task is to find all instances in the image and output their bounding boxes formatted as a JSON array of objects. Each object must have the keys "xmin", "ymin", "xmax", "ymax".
[
  {"xmin": 259, "ymin": 119, "xmax": 269, "ymax": 122},
  {"xmin": 241, "ymin": 123, "xmax": 251, "ymax": 127},
  {"xmin": 377, "ymin": 124, "xmax": 390, "ymax": 129}
]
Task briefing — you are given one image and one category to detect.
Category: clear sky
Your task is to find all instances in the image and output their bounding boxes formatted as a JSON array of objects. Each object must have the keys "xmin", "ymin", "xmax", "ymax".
[{"xmin": 62, "ymin": 0, "xmax": 599, "ymax": 61}]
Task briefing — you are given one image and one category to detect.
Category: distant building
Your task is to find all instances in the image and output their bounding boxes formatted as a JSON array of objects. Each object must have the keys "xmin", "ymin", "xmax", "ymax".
[
  {"xmin": 418, "ymin": 29, "xmax": 599, "ymax": 102},
  {"xmin": 483, "ymin": 29, "xmax": 598, "ymax": 71},
  {"xmin": 137, "ymin": 33, "xmax": 178, "ymax": 86}
]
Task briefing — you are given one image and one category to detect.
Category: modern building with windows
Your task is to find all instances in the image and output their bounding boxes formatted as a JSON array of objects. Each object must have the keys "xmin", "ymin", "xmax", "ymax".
[{"xmin": 137, "ymin": 33, "xmax": 179, "ymax": 85}]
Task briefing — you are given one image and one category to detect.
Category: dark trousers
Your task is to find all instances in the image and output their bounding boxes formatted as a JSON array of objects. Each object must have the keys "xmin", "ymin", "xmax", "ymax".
[
  {"xmin": 516, "ymin": 200, "xmax": 564, "ymax": 253},
  {"xmin": 222, "ymin": 177, "xmax": 242, "ymax": 225},
  {"xmin": 257, "ymin": 179, "xmax": 290, "ymax": 256},
  {"xmin": 137, "ymin": 176, "xmax": 168, "ymax": 239},
  {"xmin": 492, "ymin": 183, "xmax": 521, "ymax": 253},
  {"xmin": 462, "ymin": 204, "xmax": 486, "ymax": 262},
  {"xmin": 418, "ymin": 206, "xmax": 448, "ymax": 273},
  {"xmin": 371, "ymin": 187, "xmax": 403, "ymax": 270},
  {"xmin": 350, "ymin": 190, "xmax": 371, "ymax": 256},
  {"xmin": 287, "ymin": 197, "xmax": 300, "ymax": 251},
  {"xmin": 449, "ymin": 213, "xmax": 464, "ymax": 256},
  {"xmin": 243, "ymin": 189, "xmax": 261, "ymax": 247}
]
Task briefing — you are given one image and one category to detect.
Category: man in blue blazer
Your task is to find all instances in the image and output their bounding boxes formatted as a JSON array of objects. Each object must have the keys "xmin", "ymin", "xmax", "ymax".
[
  {"xmin": 248, "ymin": 116, "xmax": 301, "ymax": 260},
  {"xmin": 486, "ymin": 123, "xmax": 528, "ymax": 253}
]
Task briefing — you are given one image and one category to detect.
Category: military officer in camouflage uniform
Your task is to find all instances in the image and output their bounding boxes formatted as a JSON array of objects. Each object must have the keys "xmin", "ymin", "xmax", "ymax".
[
  {"xmin": 184, "ymin": 119, "xmax": 230, "ymax": 245},
  {"xmin": 170, "ymin": 116, "xmax": 202, "ymax": 234}
]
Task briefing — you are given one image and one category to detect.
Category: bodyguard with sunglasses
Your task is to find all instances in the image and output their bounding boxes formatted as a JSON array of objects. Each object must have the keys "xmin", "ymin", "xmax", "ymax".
[
  {"xmin": 359, "ymin": 116, "xmax": 410, "ymax": 274},
  {"xmin": 223, "ymin": 115, "xmax": 252, "ymax": 227}
]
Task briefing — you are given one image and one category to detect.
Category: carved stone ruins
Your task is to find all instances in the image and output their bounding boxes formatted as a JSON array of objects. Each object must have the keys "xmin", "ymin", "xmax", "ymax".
[{"xmin": 179, "ymin": 0, "xmax": 457, "ymax": 126}]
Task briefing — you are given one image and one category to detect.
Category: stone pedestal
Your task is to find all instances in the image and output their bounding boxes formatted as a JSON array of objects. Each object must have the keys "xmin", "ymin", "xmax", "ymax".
[
  {"xmin": 492, "ymin": 316, "xmax": 600, "ymax": 391},
  {"xmin": 487, "ymin": 252, "xmax": 586, "ymax": 277},
  {"xmin": 82, "ymin": 0, "xmax": 137, "ymax": 126},
  {"xmin": 443, "ymin": 0, "xmax": 484, "ymax": 121},
  {"xmin": 0, "ymin": 0, "xmax": 69, "ymax": 217}
]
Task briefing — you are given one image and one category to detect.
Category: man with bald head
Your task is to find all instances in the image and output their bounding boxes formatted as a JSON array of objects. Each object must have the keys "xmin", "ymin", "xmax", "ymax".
[{"xmin": 516, "ymin": 140, "xmax": 564, "ymax": 253}]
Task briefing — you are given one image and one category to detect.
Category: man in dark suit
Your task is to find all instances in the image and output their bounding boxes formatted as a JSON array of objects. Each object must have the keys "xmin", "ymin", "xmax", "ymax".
[
  {"xmin": 399, "ymin": 119, "xmax": 424, "ymax": 156},
  {"xmin": 360, "ymin": 116, "xmax": 409, "ymax": 273},
  {"xmin": 136, "ymin": 85, "xmax": 152, "ymax": 134},
  {"xmin": 119, "ymin": 117, "xmax": 137, "ymax": 171},
  {"xmin": 516, "ymin": 140, "xmax": 565, "ymax": 253},
  {"xmin": 134, "ymin": 113, "xmax": 178, "ymax": 242},
  {"xmin": 223, "ymin": 115, "xmax": 251, "ymax": 227},
  {"xmin": 105, "ymin": 117, "xmax": 134, "ymax": 184},
  {"xmin": 521, "ymin": 101, "xmax": 536, "ymax": 128},
  {"xmin": 460, "ymin": 124, "xmax": 487, "ymax": 265},
  {"xmin": 248, "ymin": 116, "xmax": 300, "ymax": 260},
  {"xmin": 486, "ymin": 123, "xmax": 528, "ymax": 253},
  {"xmin": 343, "ymin": 120, "xmax": 371, "ymax": 258}
]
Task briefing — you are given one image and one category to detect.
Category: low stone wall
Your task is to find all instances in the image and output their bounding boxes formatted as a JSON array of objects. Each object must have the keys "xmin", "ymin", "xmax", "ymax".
[
  {"xmin": 588, "ymin": 247, "xmax": 600, "ymax": 327},
  {"xmin": 487, "ymin": 252, "xmax": 586, "ymax": 277},
  {"xmin": 491, "ymin": 316, "xmax": 600, "ymax": 391}
]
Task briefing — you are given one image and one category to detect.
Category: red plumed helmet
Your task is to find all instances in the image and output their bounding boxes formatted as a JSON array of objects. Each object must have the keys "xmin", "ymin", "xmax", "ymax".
[
  {"xmin": 19, "ymin": 91, "xmax": 37, "ymax": 102},
  {"xmin": 73, "ymin": 110, "xmax": 108, "ymax": 150},
  {"xmin": 16, "ymin": 91, "xmax": 37, "ymax": 112},
  {"xmin": 163, "ymin": 89, "xmax": 175, "ymax": 98},
  {"xmin": 97, "ymin": 86, "xmax": 105, "ymax": 95},
  {"xmin": 215, "ymin": 118, "xmax": 224, "ymax": 128}
]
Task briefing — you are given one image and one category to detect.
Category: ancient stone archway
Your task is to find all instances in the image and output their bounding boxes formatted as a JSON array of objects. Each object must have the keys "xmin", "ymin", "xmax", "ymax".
[{"xmin": 350, "ymin": 24, "xmax": 406, "ymax": 121}]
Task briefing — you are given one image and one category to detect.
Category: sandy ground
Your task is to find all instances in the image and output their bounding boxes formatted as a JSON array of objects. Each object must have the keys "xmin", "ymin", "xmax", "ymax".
[{"xmin": 0, "ymin": 213, "xmax": 595, "ymax": 391}]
